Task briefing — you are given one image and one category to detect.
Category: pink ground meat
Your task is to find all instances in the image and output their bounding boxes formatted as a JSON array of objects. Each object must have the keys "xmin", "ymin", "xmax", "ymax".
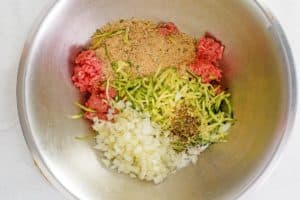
[
  {"xmin": 196, "ymin": 36, "xmax": 224, "ymax": 65},
  {"xmin": 85, "ymin": 86, "xmax": 118, "ymax": 120},
  {"xmin": 190, "ymin": 36, "xmax": 224, "ymax": 83},
  {"xmin": 190, "ymin": 60, "xmax": 222, "ymax": 83},
  {"xmin": 72, "ymin": 50, "xmax": 104, "ymax": 93},
  {"xmin": 72, "ymin": 50, "xmax": 118, "ymax": 121},
  {"xmin": 157, "ymin": 22, "xmax": 179, "ymax": 36}
]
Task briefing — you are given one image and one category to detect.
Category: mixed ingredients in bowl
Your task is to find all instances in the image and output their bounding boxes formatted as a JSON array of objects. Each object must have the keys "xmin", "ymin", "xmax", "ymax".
[{"xmin": 71, "ymin": 19, "xmax": 234, "ymax": 184}]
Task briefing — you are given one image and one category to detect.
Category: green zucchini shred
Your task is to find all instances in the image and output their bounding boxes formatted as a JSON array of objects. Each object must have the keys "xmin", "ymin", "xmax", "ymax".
[
  {"xmin": 110, "ymin": 62, "xmax": 234, "ymax": 151},
  {"xmin": 68, "ymin": 113, "xmax": 84, "ymax": 119},
  {"xmin": 75, "ymin": 102, "xmax": 96, "ymax": 113},
  {"xmin": 90, "ymin": 27, "xmax": 130, "ymax": 49}
]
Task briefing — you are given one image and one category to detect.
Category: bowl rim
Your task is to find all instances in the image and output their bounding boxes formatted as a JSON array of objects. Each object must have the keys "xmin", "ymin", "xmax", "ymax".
[{"xmin": 16, "ymin": 0, "xmax": 298, "ymax": 199}]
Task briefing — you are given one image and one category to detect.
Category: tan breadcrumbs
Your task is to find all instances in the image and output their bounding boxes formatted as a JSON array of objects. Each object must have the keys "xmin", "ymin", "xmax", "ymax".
[{"xmin": 90, "ymin": 18, "xmax": 196, "ymax": 79}]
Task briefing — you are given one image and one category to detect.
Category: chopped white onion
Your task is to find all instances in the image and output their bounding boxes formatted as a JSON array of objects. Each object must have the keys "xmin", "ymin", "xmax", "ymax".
[{"xmin": 93, "ymin": 103, "xmax": 208, "ymax": 184}]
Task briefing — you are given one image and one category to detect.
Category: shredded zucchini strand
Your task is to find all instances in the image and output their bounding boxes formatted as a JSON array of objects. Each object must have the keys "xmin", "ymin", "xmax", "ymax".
[{"xmin": 110, "ymin": 62, "xmax": 234, "ymax": 151}]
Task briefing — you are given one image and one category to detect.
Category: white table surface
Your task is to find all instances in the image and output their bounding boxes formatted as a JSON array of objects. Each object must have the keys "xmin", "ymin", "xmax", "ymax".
[{"xmin": 0, "ymin": 0, "xmax": 299, "ymax": 199}]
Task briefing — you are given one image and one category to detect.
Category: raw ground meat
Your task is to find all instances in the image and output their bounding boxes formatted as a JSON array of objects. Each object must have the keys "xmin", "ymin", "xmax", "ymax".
[
  {"xmin": 72, "ymin": 50, "xmax": 118, "ymax": 121},
  {"xmin": 190, "ymin": 60, "xmax": 222, "ymax": 83},
  {"xmin": 196, "ymin": 36, "xmax": 224, "ymax": 65},
  {"xmin": 85, "ymin": 86, "xmax": 118, "ymax": 120},
  {"xmin": 190, "ymin": 36, "xmax": 224, "ymax": 83},
  {"xmin": 72, "ymin": 50, "xmax": 104, "ymax": 93},
  {"xmin": 157, "ymin": 22, "xmax": 179, "ymax": 36}
]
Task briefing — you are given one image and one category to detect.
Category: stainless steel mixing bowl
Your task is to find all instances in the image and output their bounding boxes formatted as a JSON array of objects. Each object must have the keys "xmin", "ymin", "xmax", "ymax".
[{"xmin": 17, "ymin": 0, "xmax": 297, "ymax": 199}]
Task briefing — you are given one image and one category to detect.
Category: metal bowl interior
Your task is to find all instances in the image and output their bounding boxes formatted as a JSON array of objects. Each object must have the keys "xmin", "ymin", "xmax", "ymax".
[{"xmin": 17, "ymin": 0, "xmax": 297, "ymax": 200}]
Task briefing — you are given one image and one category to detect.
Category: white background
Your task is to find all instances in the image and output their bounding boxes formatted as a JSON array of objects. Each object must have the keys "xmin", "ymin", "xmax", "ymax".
[{"xmin": 0, "ymin": 0, "xmax": 299, "ymax": 199}]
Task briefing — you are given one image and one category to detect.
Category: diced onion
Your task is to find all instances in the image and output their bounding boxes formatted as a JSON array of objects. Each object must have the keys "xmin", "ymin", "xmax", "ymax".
[{"xmin": 93, "ymin": 102, "xmax": 207, "ymax": 184}]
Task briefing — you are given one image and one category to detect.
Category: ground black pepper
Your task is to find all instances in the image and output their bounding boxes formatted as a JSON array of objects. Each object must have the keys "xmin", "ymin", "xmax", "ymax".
[{"xmin": 170, "ymin": 104, "xmax": 200, "ymax": 142}]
